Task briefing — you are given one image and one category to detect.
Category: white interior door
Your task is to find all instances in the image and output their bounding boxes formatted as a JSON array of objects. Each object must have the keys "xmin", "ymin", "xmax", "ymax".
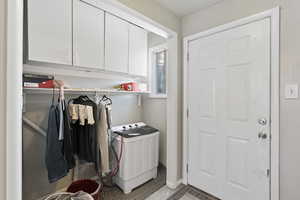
[{"xmin": 188, "ymin": 18, "xmax": 271, "ymax": 200}]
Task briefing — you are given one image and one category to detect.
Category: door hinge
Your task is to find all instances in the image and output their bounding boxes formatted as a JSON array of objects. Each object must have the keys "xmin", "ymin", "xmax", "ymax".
[
  {"xmin": 187, "ymin": 109, "xmax": 189, "ymax": 118},
  {"xmin": 187, "ymin": 52, "xmax": 190, "ymax": 62},
  {"xmin": 267, "ymin": 169, "xmax": 270, "ymax": 177},
  {"xmin": 186, "ymin": 164, "xmax": 189, "ymax": 173}
]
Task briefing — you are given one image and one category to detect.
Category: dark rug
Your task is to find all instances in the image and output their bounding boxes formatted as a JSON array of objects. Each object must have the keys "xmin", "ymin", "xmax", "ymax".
[
  {"xmin": 167, "ymin": 185, "xmax": 219, "ymax": 200},
  {"xmin": 101, "ymin": 165, "xmax": 166, "ymax": 200}
]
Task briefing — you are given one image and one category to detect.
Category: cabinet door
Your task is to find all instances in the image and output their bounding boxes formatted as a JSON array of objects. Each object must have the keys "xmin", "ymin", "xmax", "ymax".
[
  {"xmin": 129, "ymin": 24, "xmax": 148, "ymax": 77},
  {"xmin": 73, "ymin": 0, "xmax": 105, "ymax": 69},
  {"xmin": 27, "ymin": 0, "xmax": 72, "ymax": 65},
  {"xmin": 105, "ymin": 13, "xmax": 129, "ymax": 73}
]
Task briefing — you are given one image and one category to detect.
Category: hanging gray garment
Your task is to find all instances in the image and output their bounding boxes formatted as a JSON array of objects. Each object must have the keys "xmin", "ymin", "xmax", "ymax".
[
  {"xmin": 45, "ymin": 105, "xmax": 68, "ymax": 183},
  {"xmin": 106, "ymin": 105, "xmax": 112, "ymax": 129},
  {"xmin": 58, "ymin": 100, "xmax": 64, "ymax": 140},
  {"xmin": 97, "ymin": 102, "xmax": 110, "ymax": 173}
]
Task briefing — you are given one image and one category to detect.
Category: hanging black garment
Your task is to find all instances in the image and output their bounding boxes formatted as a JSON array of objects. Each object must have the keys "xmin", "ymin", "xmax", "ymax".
[
  {"xmin": 70, "ymin": 96, "xmax": 99, "ymax": 171},
  {"xmin": 45, "ymin": 105, "xmax": 68, "ymax": 183},
  {"xmin": 62, "ymin": 100, "xmax": 76, "ymax": 170}
]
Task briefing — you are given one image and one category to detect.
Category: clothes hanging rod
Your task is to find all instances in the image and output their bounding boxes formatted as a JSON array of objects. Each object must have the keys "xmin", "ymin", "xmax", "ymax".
[{"xmin": 23, "ymin": 88, "xmax": 150, "ymax": 95}]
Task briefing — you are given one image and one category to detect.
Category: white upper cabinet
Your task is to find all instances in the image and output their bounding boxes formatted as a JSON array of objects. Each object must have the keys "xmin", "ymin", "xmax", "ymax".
[
  {"xmin": 27, "ymin": 0, "xmax": 149, "ymax": 78},
  {"xmin": 105, "ymin": 13, "xmax": 129, "ymax": 73},
  {"xmin": 73, "ymin": 0, "xmax": 105, "ymax": 69},
  {"xmin": 129, "ymin": 24, "xmax": 148, "ymax": 77},
  {"xmin": 27, "ymin": 0, "xmax": 72, "ymax": 65}
]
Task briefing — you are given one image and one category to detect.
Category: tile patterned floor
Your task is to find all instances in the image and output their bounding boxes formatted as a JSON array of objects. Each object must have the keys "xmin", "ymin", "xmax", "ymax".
[
  {"xmin": 145, "ymin": 185, "xmax": 184, "ymax": 200},
  {"xmin": 101, "ymin": 165, "xmax": 166, "ymax": 200},
  {"xmin": 147, "ymin": 185, "xmax": 219, "ymax": 200},
  {"xmin": 179, "ymin": 193, "xmax": 201, "ymax": 200}
]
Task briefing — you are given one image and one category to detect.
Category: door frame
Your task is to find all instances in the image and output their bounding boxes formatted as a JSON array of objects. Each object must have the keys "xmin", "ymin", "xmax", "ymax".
[{"xmin": 182, "ymin": 7, "xmax": 280, "ymax": 200}]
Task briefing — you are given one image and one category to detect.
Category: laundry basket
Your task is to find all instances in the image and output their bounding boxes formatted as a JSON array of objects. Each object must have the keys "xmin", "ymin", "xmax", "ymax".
[{"xmin": 67, "ymin": 179, "xmax": 101, "ymax": 200}]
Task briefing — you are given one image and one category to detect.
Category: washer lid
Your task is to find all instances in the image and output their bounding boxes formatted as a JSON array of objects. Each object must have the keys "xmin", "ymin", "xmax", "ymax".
[{"xmin": 113, "ymin": 125, "xmax": 159, "ymax": 138}]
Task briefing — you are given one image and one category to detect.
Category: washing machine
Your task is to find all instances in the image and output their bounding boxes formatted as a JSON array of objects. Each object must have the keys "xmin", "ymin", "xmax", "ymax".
[{"xmin": 111, "ymin": 122, "xmax": 160, "ymax": 194}]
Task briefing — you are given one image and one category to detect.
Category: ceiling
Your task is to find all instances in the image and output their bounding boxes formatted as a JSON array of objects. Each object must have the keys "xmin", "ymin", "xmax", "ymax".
[{"xmin": 155, "ymin": 0, "xmax": 224, "ymax": 17}]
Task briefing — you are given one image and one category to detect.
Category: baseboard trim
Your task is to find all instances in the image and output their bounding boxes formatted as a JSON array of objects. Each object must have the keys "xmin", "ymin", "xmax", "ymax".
[{"xmin": 167, "ymin": 179, "xmax": 182, "ymax": 189}]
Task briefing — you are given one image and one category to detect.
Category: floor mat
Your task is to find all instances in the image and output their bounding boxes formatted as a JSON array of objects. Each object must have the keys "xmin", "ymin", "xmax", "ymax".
[
  {"xmin": 167, "ymin": 185, "xmax": 219, "ymax": 200},
  {"xmin": 101, "ymin": 165, "xmax": 166, "ymax": 200}
]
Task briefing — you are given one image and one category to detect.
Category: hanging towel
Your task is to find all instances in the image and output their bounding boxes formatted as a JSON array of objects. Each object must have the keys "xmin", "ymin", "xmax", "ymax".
[
  {"xmin": 69, "ymin": 103, "xmax": 79, "ymax": 122},
  {"xmin": 77, "ymin": 104, "xmax": 95, "ymax": 126},
  {"xmin": 86, "ymin": 106, "xmax": 95, "ymax": 125},
  {"xmin": 97, "ymin": 102, "xmax": 110, "ymax": 174},
  {"xmin": 58, "ymin": 99, "xmax": 64, "ymax": 140}
]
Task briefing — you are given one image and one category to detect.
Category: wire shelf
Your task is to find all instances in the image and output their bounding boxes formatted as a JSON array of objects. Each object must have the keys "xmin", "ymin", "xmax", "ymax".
[{"xmin": 23, "ymin": 88, "xmax": 150, "ymax": 95}]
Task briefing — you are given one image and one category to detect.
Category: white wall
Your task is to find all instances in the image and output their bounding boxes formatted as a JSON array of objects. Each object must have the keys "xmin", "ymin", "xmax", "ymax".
[
  {"xmin": 142, "ymin": 33, "xmax": 167, "ymax": 166},
  {"xmin": 182, "ymin": 0, "xmax": 300, "ymax": 199},
  {"xmin": 142, "ymin": 98, "xmax": 167, "ymax": 166},
  {"xmin": 0, "ymin": 0, "xmax": 6, "ymax": 199},
  {"xmin": 116, "ymin": 0, "xmax": 181, "ymax": 33}
]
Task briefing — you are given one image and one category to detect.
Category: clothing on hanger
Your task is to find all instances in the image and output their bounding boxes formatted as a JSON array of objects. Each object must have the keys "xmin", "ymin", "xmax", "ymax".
[
  {"xmin": 62, "ymin": 100, "xmax": 75, "ymax": 170},
  {"xmin": 97, "ymin": 102, "xmax": 110, "ymax": 174},
  {"xmin": 45, "ymin": 88, "xmax": 75, "ymax": 183},
  {"xmin": 58, "ymin": 99, "xmax": 64, "ymax": 141},
  {"xmin": 69, "ymin": 103, "xmax": 95, "ymax": 126},
  {"xmin": 106, "ymin": 105, "xmax": 112, "ymax": 130},
  {"xmin": 45, "ymin": 104, "xmax": 68, "ymax": 183},
  {"xmin": 70, "ymin": 95, "xmax": 99, "ymax": 171},
  {"xmin": 45, "ymin": 92, "xmax": 114, "ymax": 182}
]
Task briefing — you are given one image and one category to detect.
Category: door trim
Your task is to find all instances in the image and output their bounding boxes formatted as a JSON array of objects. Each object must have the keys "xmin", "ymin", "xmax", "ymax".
[{"xmin": 182, "ymin": 7, "xmax": 280, "ymax": 200}]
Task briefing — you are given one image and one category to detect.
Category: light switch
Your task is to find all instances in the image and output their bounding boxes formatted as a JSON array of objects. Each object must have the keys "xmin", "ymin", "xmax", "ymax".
[{"xmin": 285, "ymin": 84, "xmax": 299, "ymax": 99}]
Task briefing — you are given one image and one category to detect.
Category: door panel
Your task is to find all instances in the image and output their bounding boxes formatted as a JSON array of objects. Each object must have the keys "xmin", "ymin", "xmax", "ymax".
[
  {"xmin": 188, "ymin": 18, "xmax": 271, "ymax": 200},
  {"xmin": 188, "ymin": 33, "xmax": 223, "ymax": 197},
  {"xmin": 226, "ymin": 65, "xmax": 250, "ymax": 121},
  {"xmin": 129, "ymin": 24, "xmax": 148, "ymax": 76},
  {"xmin": 105, "ymin": 13, "xmax": 129, "ymax": 73}
]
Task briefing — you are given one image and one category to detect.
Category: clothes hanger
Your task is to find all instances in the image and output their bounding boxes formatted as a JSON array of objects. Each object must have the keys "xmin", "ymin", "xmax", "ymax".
[
  {"xmin": 78, "ymin": 95, "xmax": 91, "ymax": 102},
  {"xmin": 100, "ymin": 95, "xmax": 112, "ymax": 105}
]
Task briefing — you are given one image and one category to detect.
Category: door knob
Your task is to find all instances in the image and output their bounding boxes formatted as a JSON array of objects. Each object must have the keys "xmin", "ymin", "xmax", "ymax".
[
  {"xmin": 258, "ymin": 118, "xmax": 267, "ymax": 125},
  {"xmin": 258, "ymin": 132, "xmax": 268, "ymax": 139}
]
